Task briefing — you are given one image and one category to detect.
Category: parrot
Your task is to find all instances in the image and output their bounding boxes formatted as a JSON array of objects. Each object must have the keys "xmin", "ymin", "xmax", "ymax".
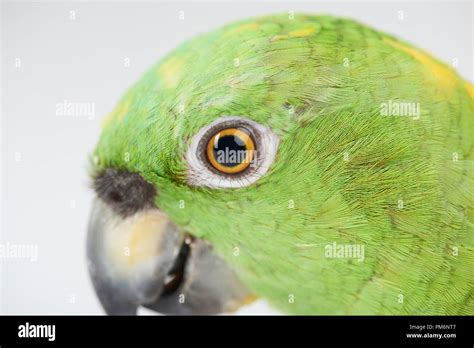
[{"xmin": 86, "ymin": 13, "xmax": 474, "ymax": 315}]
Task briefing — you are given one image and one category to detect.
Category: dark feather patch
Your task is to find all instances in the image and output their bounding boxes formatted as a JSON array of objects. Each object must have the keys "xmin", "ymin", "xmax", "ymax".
[{"xmin": 94, "ymin": 169, "xmax": 156, "ymax": 218}]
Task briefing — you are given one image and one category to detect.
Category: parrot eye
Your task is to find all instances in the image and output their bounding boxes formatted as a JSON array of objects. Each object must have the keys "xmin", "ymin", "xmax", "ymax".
[
  {"xmin": 185, "ymin": 116, "xmax": 279, "ymax": 188},
  {"xmin": 205, "ymin": 127, "xmax": 255, "ymax": 174}
]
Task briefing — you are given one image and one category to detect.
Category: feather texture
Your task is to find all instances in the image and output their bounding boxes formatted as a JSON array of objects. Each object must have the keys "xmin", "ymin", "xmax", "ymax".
[{"xmin": 92, "ymin": 14, "xmax": 473, "ymax": 314}]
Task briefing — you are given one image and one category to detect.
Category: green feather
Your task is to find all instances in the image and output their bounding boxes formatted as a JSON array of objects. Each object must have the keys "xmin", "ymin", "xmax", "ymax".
[{"xmin": 92, "ymin": 14, "xmax": 473, "ymax": 314}]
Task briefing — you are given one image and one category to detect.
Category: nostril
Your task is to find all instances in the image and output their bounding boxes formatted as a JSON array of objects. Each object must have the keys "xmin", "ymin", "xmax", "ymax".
[
  {"xmin": 109, "ymin": 191, "xmax": 123, "ymax": 203},
  {"xmin": 94, "ymin": 169, "xmax": 157, "ymax": 218}
]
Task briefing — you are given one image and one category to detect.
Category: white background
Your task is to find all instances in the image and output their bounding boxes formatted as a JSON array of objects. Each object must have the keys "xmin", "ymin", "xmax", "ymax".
[{"xmin": 1, "ymin": 0, "xmax": 472, "ymax": 314}]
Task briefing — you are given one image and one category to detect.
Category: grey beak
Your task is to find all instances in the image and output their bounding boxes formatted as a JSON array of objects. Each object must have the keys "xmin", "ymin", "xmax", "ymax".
[{"xmin": 87, "ymin": 198, "xmax": 253, "ymax": 315}]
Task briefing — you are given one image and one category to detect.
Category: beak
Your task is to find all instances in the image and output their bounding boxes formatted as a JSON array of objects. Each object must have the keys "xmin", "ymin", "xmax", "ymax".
[{"xmin": 87, "ymin": 171, "xmax": 253, "ymax": 315}]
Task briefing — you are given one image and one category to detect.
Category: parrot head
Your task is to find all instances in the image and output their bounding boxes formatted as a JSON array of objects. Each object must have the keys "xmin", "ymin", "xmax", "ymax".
[{"xmin": 87, "ymin": 13, "xmax": 470, "ymax": 315}]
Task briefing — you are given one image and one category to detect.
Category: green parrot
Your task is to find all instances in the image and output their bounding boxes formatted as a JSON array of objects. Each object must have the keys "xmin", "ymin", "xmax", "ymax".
[{"xmin": 87, "ymin": 13, "xmax": 473, "ymax": 315}]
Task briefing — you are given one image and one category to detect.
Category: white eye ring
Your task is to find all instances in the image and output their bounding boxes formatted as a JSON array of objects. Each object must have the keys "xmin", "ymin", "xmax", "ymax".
[{"xmin": 185, "ymin": 116, "xmax": 279, "ymax": 189}]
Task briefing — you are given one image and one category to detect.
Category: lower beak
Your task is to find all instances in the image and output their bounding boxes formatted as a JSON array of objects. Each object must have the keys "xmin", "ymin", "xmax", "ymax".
[{"xmin": 86, "ymin": 198, "xmax": 253, "ymax": 315}]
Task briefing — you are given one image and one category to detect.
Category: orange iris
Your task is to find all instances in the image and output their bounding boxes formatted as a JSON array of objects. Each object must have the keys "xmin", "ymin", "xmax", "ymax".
[{"xmin": 206, "ymin": 128, "xmax": 255, "ymax": 174}]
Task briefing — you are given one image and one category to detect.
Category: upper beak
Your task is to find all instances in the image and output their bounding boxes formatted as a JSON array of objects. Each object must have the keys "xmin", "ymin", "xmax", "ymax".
[{"xmin": 86, "ymin": 170, "xmax": 253, "ymax": 315}]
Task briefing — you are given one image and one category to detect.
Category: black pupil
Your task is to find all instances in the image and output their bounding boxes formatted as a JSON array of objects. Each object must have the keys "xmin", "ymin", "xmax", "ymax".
[{"xmin": 212, "ymin": 133, "xmax": 248, "ymax": 168}]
